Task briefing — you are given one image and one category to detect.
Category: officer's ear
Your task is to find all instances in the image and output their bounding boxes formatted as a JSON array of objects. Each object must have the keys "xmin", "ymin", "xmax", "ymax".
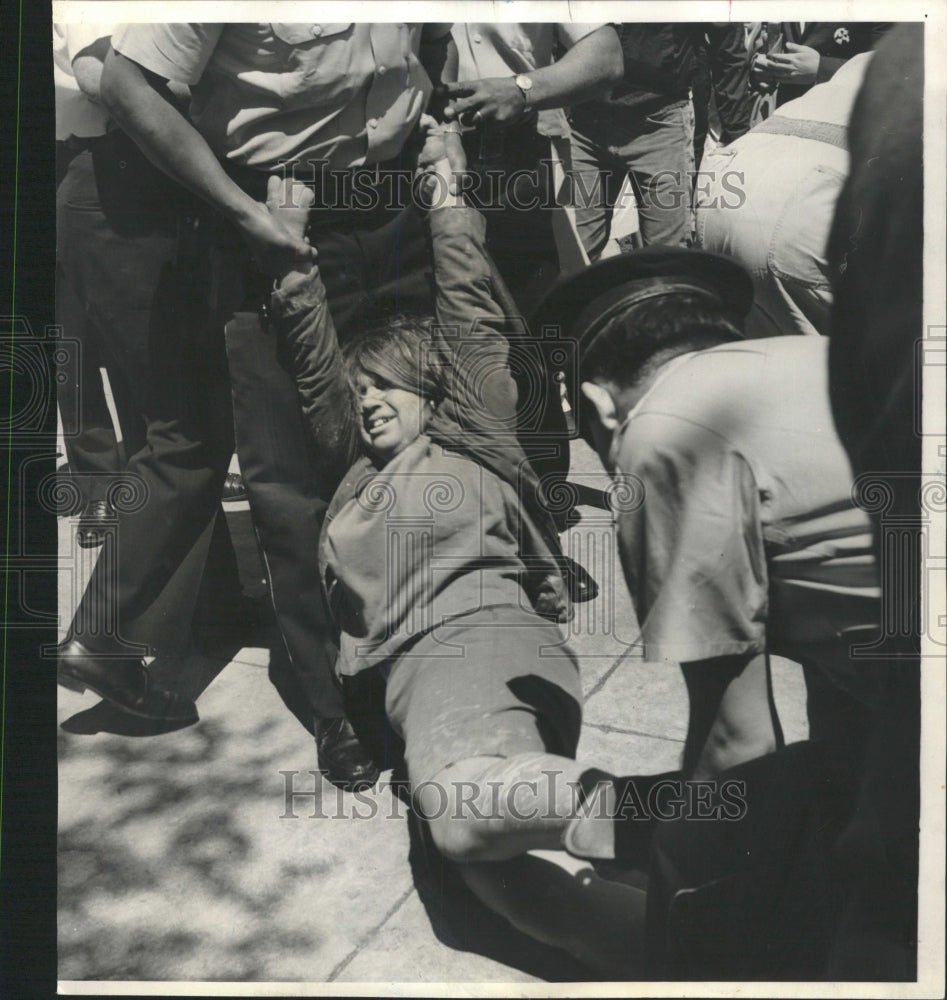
[
  {"xmin": 580, "ymin": 381, "xmax": 619, "ymax": 432},
  {"xmin": 580, "ymin": 381, "xmax": 620, "ymax": 461}
]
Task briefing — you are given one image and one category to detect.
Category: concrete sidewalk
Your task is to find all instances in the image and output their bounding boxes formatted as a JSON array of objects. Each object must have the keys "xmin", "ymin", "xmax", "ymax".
[{"xmin": 57, "ymin": 440, "xmax": 808, "ymax": 987}]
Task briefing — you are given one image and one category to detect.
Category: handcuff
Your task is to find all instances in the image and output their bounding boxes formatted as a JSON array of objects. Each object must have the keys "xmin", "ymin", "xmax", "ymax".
[{"xmin": 435, "ymin": 118, "xmax": 478, "ymax": 136}]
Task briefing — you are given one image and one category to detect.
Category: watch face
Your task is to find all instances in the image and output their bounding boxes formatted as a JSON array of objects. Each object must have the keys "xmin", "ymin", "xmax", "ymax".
[{"xmin": 515, "ymin": 74, "xmax": 533, "ymax": 92}]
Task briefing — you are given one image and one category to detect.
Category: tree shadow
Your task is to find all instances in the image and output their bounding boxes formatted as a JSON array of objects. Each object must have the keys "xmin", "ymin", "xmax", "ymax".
[{"xmin": 58, "ymin": 709, "xmax": 327, "ymax": 981}]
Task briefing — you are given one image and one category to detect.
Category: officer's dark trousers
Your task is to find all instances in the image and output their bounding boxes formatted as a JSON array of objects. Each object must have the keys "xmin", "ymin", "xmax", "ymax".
[{"xmin": 57, "ymin": 138, "xmax": 134, "ymax": 504}]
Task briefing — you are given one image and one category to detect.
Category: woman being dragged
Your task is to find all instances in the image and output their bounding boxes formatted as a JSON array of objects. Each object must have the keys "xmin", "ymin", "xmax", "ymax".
[{"xmin": 261, "ymin": 128, "xmax": 645, "ymax": 976}]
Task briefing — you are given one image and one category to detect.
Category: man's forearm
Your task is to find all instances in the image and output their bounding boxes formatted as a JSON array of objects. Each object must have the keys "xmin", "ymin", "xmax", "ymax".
[
  {"xmin": 100, "ymin": 48, "xmax": 316, "ymax": 277},
  {"xmin": 99, "ymin": 48, "xmax": 257, "ymax": 225},
  {"xmin": 524, "ymin": 26, "xmax": 623, "ymax": 111}
]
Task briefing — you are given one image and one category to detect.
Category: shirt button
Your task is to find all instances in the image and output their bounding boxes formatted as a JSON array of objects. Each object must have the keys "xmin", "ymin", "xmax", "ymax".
[
  {"xmin": 473, "ymin": 33, "xmax": 482, "ymax": 43},
  {"xmin": 378, "ymin": 65, "xmax": 386, "ymax": 74},
  {"xmin": 368, "ymin": 119, "xmax": 378, "ymax": 129},
  {"xmin": 310, "ymin": 25, "xmax": 323, "ymax": 38}
]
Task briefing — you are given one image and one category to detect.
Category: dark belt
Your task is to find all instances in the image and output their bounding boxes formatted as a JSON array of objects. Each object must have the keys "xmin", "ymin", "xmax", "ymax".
[
  {"xmin": 753, "ymin": 115, "xmax": 848, "ymax": 150},
  {"xmin": 59, "ymin": 133, "xmax": 108, "ymax": 155}
]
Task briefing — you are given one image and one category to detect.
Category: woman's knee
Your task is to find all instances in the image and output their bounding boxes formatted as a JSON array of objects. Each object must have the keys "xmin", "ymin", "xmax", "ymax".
[
  {"xmin": 419, "ymin": 784, "xmax": 494, "ymax": 862},
  {"xmin": 414, "ymin": 758, "xmax": 504, "ymax": 863}
]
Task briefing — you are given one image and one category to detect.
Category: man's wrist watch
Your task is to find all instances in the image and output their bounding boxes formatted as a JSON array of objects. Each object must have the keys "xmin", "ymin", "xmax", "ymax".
[{"xmin": 513, "ymin": 73, "xmax": 534, "ymax": 106}]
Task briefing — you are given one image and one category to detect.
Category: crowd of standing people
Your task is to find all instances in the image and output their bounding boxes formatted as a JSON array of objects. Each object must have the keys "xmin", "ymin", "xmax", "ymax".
[{"xmin": 54, "ymin": 17, "xmax": 922, "ymax": 981}]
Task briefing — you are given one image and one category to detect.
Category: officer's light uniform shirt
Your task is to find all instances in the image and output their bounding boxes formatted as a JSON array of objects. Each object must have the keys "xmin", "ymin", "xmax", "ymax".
[
  {"xmin": 112, "ymin": 23, "xmax": 449, "ymax": 170},
  {"xmin": 611, "ymin": 336, "xmax": 881, "ymax": 703}
]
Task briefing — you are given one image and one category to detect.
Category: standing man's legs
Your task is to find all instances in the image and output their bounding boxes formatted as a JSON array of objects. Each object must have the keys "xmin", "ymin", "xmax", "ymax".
[
  {"xmin": 624, "ymin": 99, "xmax": 695, "ymax": 248},
  {"xmin": 223, "ymin": 307, "xmax": 345, "ymax": 724},
  {"xmin": 568, "ymin": 125, "xmax": 621, "ymax": 261},
  {"xmin": 60, "ymin": 138, "xmax": 238, "ymax": 724},
  {"xmin": 57, "ymin": 147, "xmax": 133, "ymax": 546},
  {"xmin": 67, "ymin": 219, "xmax": 235, "ymax": 655},
  {"xmin": 570, "ymin": 100, "xmax": 695, "ymax": 255}
]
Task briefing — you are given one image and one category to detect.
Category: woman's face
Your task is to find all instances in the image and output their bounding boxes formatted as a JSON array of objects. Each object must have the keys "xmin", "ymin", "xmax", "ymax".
[{"xmin": 355, "ymin": 370, "xmax": 433, "ymax": 463}]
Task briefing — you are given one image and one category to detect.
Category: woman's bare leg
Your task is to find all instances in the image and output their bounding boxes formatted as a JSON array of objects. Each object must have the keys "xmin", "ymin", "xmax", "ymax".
[{"xmin": 415, "ymin": 753, "xmax": 647, "ymax": 976}]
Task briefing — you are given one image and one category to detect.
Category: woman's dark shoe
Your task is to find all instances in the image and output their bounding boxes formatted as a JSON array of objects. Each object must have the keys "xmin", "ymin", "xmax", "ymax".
[
  {"xmin": 76, "ymin": 499, "xmax": 116, "ymax": 548},
  {"xmin": 221, "ymin": 471, "xmax": 247, "ymax": 503},
  {"xmin": 315, "ymin": 716, "xmax": 380, "ymax": 792},
  {"xmin": 57, "ymin": 639, "xmax": 199, "ymax": 726}
]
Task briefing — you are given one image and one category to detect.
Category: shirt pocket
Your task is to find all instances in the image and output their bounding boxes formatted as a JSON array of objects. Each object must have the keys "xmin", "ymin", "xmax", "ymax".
[
  {"xmin": 270, "ymin": 23, "xmax": 353, "ymax": 46},
  {"xmin": 267, "ymin": 24, "xmax": 359, "ymax": 102}
]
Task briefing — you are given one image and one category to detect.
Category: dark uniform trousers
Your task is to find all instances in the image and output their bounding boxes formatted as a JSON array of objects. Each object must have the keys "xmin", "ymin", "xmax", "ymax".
[
  {"xmin": 64, "ymin": 132, "xmax": 240, "ymax": 656},
  {"xmin": 57, "ymin": 136, "xmax": 135, "ymax": 505}
]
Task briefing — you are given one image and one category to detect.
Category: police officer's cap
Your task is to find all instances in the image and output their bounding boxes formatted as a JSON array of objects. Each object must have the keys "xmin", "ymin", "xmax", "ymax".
[{"xmin": 532, "ymin": 247, "xmax": 754, "ymax": 364}]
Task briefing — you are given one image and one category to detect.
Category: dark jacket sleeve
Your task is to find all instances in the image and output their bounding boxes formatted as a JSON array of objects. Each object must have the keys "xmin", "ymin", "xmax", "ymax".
[
  {"xmin": 427, "ymin": 203, "xmax": 520, "ymax": 438},
  {"xmin": 426, "ymin": 202, "xmax": 543, "ymax": 503},
  {"xmin": 815, "ymin": 21, "xmax": 893, "ymax": 83},
  {"xmin": 704, "ymin": 23, "xmax": 754, "ymax": 143},
  {"xmin": 425, "ymin": 202, "xmax": 571, "ymax": 619},
  {"xmin": 268, "ymin": 268, "xmax": 361, "ymax": 489}
]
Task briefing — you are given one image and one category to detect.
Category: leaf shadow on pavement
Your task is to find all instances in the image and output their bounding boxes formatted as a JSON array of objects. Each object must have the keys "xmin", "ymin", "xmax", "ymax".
[{"xmin": 58, "ymin": 712, "xmax": 327, "ymax": 981}]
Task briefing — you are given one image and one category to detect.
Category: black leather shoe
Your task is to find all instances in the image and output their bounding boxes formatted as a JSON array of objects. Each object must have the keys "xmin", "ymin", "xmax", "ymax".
[
  {"xmin": 558, "ymin": 554, "xmax": 599, "ymax": 604},
  {"xmin": 76, "ymin": 499, "xmax": 116, "ymax": 548},
  {"xmin": 57, "ymin": 639, "xmax": 199, "ymax": 726},
  {"xmin": 221, "ymin": 471, "xmax": 247, "ymax": 503},
  {"xmin": 315, "ymin": 716, "xmax": 380, "ymax": 792}
]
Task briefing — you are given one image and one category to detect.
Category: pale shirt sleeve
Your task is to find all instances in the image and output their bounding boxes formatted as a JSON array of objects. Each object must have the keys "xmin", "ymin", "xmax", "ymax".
[
  {"xmin": 614, "ymin": 413, "xmax": 769, "ymax": 663},
  {"xmin": 111, "ymin": 23, "xmax": 223, "ymax": 84},
  {"xmin": 54, "ymin": 22, "xmax": 115, "ymax": 138},
  {"xmin": 63, "ymin": 23, "xmax": 116, "ymax": 60}
]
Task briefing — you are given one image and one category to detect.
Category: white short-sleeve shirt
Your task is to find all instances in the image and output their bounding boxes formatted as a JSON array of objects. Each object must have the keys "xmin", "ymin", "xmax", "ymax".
[{"xmin": 112, "ymin": 23, "xmax": 447, "ymax": 170}]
